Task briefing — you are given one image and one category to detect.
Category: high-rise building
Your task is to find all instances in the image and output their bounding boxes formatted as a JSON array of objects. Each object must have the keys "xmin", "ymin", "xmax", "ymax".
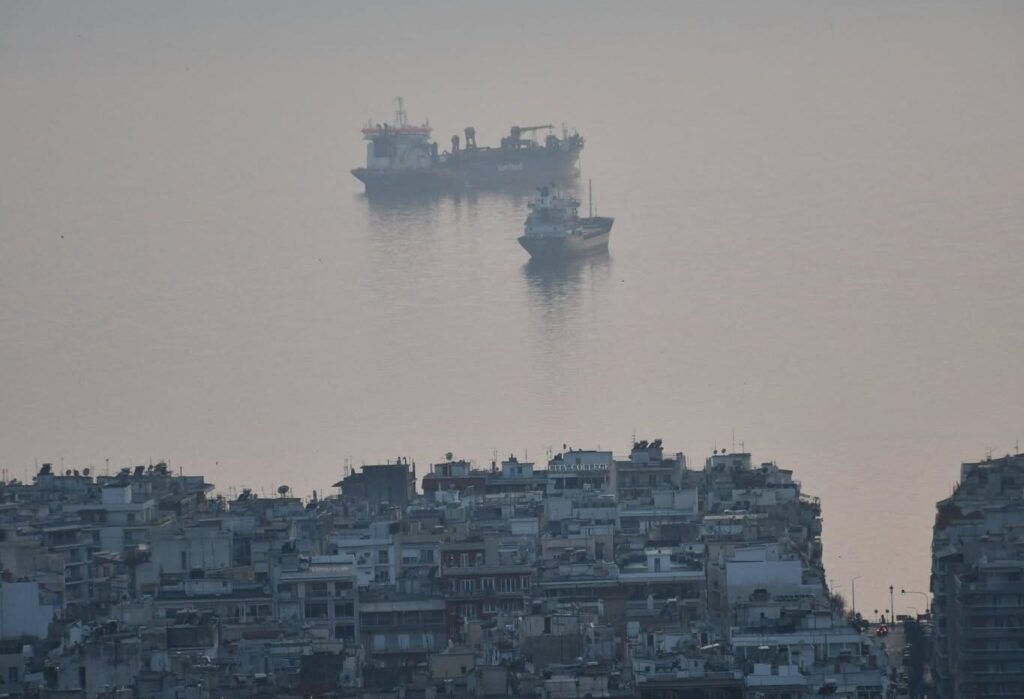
[{"xmin": 930, "ymin": 453, "xmax": 1024, "ymax": 699}]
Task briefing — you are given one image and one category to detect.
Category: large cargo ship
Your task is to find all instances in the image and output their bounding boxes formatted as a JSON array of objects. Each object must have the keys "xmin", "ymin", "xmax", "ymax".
[{"xmin": 351, "ymin": 98, "xmax": 583, "ymax": 193}]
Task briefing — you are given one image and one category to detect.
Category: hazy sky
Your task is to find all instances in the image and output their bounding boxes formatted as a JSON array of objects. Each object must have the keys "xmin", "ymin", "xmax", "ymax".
[{"xmin": 2, "ymin": 1, "xmax": 1022, "ymax": 612}]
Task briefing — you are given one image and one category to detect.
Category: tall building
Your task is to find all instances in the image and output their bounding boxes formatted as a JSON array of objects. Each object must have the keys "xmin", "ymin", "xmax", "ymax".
[
  {"xmin": 334, "ymin": 460, "xmax": 416, "ymax": 511},
  {"xmin": 930, "ymin": 453, "xmax": 1024, "ymax": 699}
]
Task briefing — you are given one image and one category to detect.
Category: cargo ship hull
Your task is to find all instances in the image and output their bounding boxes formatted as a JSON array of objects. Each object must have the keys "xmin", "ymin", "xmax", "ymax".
[{"xmin": 352, "ymin": 146, "xmax": 581, "ymax": 194}]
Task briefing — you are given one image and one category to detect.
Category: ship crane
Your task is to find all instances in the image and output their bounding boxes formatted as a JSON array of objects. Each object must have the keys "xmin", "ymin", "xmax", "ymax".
[
  {"xmin": 513, "ymin": 124, "xmax": 555, "ymax": 133},
  {"xmin": 507, "ymin": 124, "xmax": 555, "ymax": 148}
]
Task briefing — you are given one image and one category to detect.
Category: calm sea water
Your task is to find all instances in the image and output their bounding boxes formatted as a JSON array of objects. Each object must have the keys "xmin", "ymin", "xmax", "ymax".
[{"xmin": 2, "ymin": 1, "xmax": 1022, "ymax": 613}]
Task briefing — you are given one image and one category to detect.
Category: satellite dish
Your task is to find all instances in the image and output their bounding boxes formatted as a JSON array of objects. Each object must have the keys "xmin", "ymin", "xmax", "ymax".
[{"xmin": 277, "ymin": 485, "xmax": 290, "ymax": 496}]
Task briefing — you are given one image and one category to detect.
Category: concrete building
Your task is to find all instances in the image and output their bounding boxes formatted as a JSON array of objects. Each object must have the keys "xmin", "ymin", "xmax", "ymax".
[
  {"xmin": 610, "ymin": 439, "xmax": 687, "ymax": 504},
  {"xmin": 0, "ymin": 436, "xmax": 885, "ymax": 698},
  {"xmin": 421, "ymin": 454, "xmax": 488, "ymax": 498},
  {"xmin": 334, "ymin": 460, "xmax": 416, "ymax": 510},
  {"xmin": 930, "ymin": 453, "xmax": 1024, "ymax": 699},
  {"xmin": 547, "ymin": 448, "xmax": 613, "ymax": 493},
  {"xmin": 274, "ymin": 562, "xmax": 359, "ymax": 643},
  {"xmin": 0, "ymin": 580, "xmax": 55, "ymax": 639}
]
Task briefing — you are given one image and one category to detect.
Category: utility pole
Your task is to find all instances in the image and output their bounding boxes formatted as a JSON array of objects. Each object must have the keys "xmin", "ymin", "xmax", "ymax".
[{"xmin": 889, "ymin": 585, "xmax": 895, "ymax": 623}]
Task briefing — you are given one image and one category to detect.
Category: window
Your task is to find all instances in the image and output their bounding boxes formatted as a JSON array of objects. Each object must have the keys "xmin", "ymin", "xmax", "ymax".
[
  {"xmin": 419, "ymin": 549, "xmax": 434, "ymax": 563},
  {"xmin": 372, "ymin": 139, "xmax": 395, "ymax": 159},
  {"xmin": 378, "ymin": 550, "xmax": 389, "ymax": 564},
  {"xmin": 460, "ymin": 578, "xmax": 476, "ymax": 593},
  {"xmin": 304, "ymin": 602, "xmax": 328, "ymax": 619},
  {"xmin": 481, "ymin": 577, "xmax": 495, "ymax": 592},
  {"xmin": 335, "ymin": 624, "xmax": 355, "ymax": 640},
  {"xmin": 306, "ymin": 582, "xmax": 328, "ymax": 597},
  {"xmin": 498, "ymin": 577, "xmax": 517, "ymax": 593},
  {"xmin": 335, "ymin": 602, "xmax": 354, "ymax": 617}
]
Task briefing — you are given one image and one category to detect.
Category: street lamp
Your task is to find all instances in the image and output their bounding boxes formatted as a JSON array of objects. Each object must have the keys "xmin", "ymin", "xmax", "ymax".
[
  {"xmin": 889, "ymin": 585, "xmax": 895, "ymax": 624},
  {"xmin": 851, "ymin": 576, "xmax": 862, "ymax": 617},
  {"xmin": 901, "ymin": 588, "xmax": 930, "ymax": 614}
]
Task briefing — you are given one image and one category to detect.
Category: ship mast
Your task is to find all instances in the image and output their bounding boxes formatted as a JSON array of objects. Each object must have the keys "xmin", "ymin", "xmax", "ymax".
[{"xmin": 394, "ymin": 96, "xmax": 407, "ymax": 128}]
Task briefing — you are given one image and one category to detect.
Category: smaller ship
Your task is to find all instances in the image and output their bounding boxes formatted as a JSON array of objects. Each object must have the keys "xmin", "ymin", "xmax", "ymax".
[{"xmin": 518, "ymin": 181, "xmax": 614, "ymax": 259}]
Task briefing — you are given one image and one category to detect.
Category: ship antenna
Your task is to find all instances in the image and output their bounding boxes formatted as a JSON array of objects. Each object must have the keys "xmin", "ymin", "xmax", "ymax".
[{"xmin": 394, "ymin": 96, "xmax": 407, "ymax": 128}]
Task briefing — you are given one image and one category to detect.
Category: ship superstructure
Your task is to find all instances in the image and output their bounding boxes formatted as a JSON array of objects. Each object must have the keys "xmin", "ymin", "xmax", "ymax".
[
  {"xmin": 351, "ymin": 98, "xmax": 583, "ymax": 193},
  {"xmin": 357, "ymin": 98, "xmax": 438, "ymax": 179},
  {"xmin": 518, "ymin": 182, "xmax": 614, "ymax": 259}
]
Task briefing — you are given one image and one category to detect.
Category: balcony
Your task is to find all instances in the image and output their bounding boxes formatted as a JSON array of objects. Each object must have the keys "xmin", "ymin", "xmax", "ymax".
[
  {"xmin": 445, "ymin": 587, "xmax": 526, "ymax": 600},
  {"xmin": 964, "ymin": 626, "xmax": 1024, "ymax": 637}
]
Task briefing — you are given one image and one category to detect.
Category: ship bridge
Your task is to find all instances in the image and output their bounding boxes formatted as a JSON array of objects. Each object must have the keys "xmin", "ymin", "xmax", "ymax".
[
  {"xmin": 360, "ymin": 97, "xmax": 431, "ymax": 138},
  {"xmin": 360, "ymin": 97, "xmax": 436, "ymax": 171}
]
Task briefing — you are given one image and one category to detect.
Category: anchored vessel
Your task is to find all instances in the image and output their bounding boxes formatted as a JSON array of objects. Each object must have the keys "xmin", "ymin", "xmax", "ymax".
[
  {"xmin": 518, "ymin": 182, "xmax": 614, "ymax": 259},
  {"xmin": 351, "ymin": 98, "xmax": 583, "ymax": 193}
]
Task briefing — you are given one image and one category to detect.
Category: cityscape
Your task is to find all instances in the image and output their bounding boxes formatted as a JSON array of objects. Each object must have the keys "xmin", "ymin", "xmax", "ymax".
[
  {"xmin": 0, "ymin": 441, "xmax": 1019, "ymax": 697},
  {"xmin": 3, "ymin": 3, "xmax": 1022, "ymax": 698}
]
